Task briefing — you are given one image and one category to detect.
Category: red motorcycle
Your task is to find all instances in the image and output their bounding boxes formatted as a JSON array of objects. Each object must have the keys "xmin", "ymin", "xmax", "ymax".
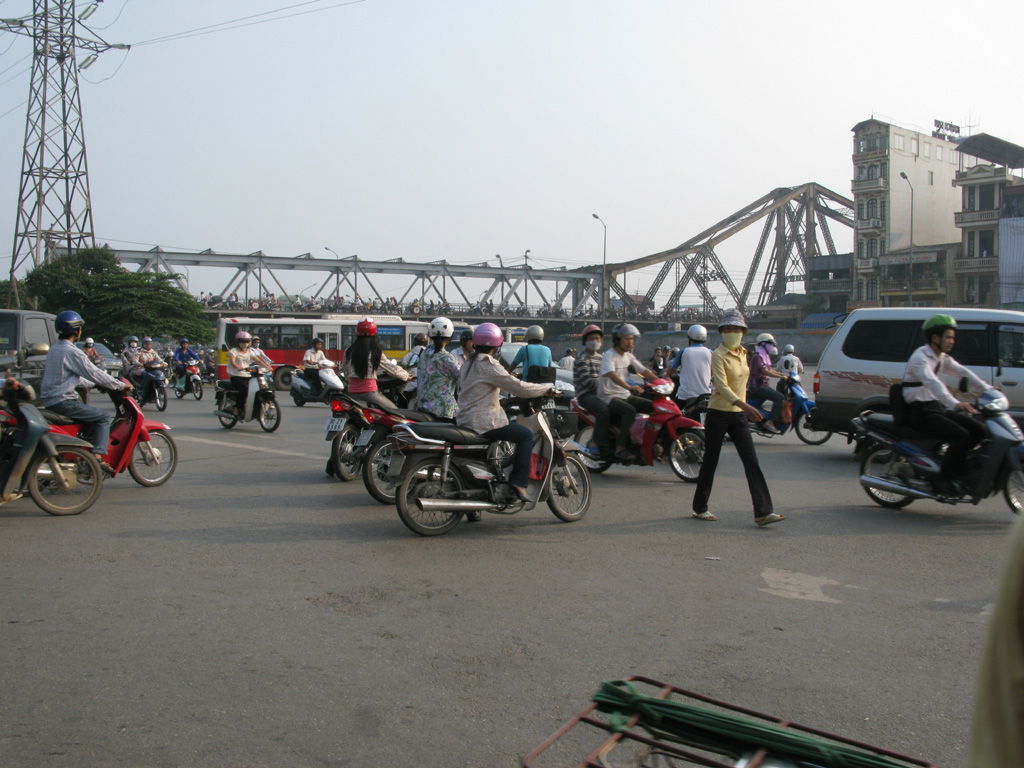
[
  {"xmin": 573, "ymin": 378, "xmax": 705, "ymax": 481},
  {"xmin": 324, "ymin": 392, "xmax": 436, "ymax": 504},
  {"xmin": 42, "ymin": 387, "xmax": 178, "ymax": 487}
]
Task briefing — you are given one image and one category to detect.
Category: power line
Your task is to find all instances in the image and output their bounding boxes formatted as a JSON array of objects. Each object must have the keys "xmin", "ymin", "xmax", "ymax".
[
  {"xmin": 132, "ymin": 0, "xmax": 366, "ymax": 47},
  {"xmin": 90, "ymin": 0, "xmax": 131, "ymax": 30}
]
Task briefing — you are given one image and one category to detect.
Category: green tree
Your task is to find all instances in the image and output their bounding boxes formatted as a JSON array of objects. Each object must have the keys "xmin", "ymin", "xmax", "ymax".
[{"xmin": 23, "ymin": 247, "xmax": 212, "ymax": 345}]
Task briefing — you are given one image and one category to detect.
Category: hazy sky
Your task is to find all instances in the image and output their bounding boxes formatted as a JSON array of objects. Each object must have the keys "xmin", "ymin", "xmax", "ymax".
[{"xmin": 0, "ymin": 0, "xmax": 1021, "ymax": 305}]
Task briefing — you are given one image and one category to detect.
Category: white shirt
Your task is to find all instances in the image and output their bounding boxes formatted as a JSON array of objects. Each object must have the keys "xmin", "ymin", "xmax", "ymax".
[
  {"xmin": 903, "ymin": 344, "xmax": 988, "ymax": 409},
  {"xmin": 302, "ymin": 348, "xmax": 327, "ymax": 369},
  {"xmin": 557, "ymin": 355, "xmax": 574, "ymax": 371},
  {"xmin": 598, "ymin": 348, "xmax": 648, "ymax": 402},
  {"xmin": 675, "ymin": 345, "xmax": 713, "ymax": 400},
  {"xmin": 775, "ymin": 353, "xmax": 804, "ymax": 375}
]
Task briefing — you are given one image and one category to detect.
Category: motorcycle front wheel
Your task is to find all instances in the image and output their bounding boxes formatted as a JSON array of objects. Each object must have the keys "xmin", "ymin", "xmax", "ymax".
[
  {"xmin": 27, "ymin": 446, "xmax": 103, "ymax": 516},
  {"xmin": 669, "ymin": 430, "xmax": 705, "ymax": 483},
  {"xmin": 396, "ymin": 457, "xmax": 464, "ymax": 536},
  {"xmin": 330, "ymin": 424, "xmax": 361, "ymax": 481},
  {"xmin": 1003, "ymin": 468, "xmax": 1024, "ymax": 514},
  {"xmin": 794, "ymin": 408, "xmax": 832, "ymax": 445},
  {"xmin": 191, "ymin": 379, "xmax": 203, "ymax": 400},
  {"xmin": 128, "ymin": 429, "xmax": 178, "ymax": 487},
  {"xmin": 155, "ymin": 386, "xmax": 167, "ymax": 412},
  {"xmin": 362, "ymin": 439, "xmax": 398, "ymax": 505},
  {"xmin": 546, "ymin": 454, "xmax": 591, "ymax": 522},
  {"xmin": 575, "ymin": 425, "xmax": 611, "ymax": 473},
  {"xmin": 860, "ymin": 445, "xmax": 915, "ymax": 508},
  {"xmin": 257, "ymin": 397, "xmax": 281, "ymax": 432}
]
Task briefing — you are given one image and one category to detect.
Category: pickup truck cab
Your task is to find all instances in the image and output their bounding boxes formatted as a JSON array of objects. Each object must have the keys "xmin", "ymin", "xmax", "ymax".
[{"xmin": 0, "ymin": 309, "xmax": 57, "ymax": 388}]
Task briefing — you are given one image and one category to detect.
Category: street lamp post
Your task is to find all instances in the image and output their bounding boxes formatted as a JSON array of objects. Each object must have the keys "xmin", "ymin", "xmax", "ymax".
[
  {"xmin": 592, "ymin": 213, "xmax": 607, "ymax": 331},
  {"xmin": 899, "ymin": 172, "xmax": 914, "ymax": 306}
]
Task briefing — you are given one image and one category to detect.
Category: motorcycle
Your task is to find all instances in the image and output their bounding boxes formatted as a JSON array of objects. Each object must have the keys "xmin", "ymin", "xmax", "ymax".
[
  {"xmin": 42, "ymin": 387, "xmax": 178, "ymax": 487},
  {"xmin": 386, "ymin": 390, "xmax": 592, "ymax": 536},
  {"xmin": 133, "ymin": 362, "xmax": 168, "ymax": 412},
  {"xmin": 291, "ymin": 359, "xmax": 346, "ymax": 406},
  {"xmin": 854, "ymin": 387, "xmax": 1024, "ymax": 513},
  {"xmin": 324, "ymin": 392, "xmax": 437, "ymax": 504},
  {"xmin": 747, "ymin": 372, "xmax": 833, "ymax": 445},
  {"xmin": 172, "ymin": 360, "xmax": 204, "ymax": 401},
  {"xmin": 0, "ymin": 385, "xmax": 104, "ymax": 515},
  {"xmin": 573, "ymin": 378, "xmax": 705, "ymax": 482},
  {"xmin": 214, "ymin": 366, "xmax": 281, "ymax": 432}
]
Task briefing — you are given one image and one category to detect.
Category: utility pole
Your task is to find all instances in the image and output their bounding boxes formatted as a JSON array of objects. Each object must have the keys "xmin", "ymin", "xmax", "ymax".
[{"xmin": 2, "ymin": 1, "xmax": 128, "ymax": 306}]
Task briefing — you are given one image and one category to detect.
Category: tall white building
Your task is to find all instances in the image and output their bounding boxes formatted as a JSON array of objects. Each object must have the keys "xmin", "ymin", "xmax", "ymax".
[{"xmin": 850, "ymin": 118, "xmax": 975, "ymax": 306}]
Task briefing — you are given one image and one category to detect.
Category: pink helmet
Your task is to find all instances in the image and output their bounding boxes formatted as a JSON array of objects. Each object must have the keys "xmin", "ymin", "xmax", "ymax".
[
  {"xmin": 235, "ymin": 331, "xmax": 252, "ymax": 342},
  {"xmin": 472, "ymin": 322, "xmax": 504, "ymax": 347}
]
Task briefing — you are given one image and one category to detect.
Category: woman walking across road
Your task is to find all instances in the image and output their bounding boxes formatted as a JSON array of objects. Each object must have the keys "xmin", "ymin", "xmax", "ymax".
[{"xmin": 691, "ymin": 309, "xmax": 784, "ymax": 527}]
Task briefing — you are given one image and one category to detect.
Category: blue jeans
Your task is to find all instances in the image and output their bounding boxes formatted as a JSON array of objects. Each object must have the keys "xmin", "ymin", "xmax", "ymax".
[
  {"xmin": 483, "ymin": 422, "xmax": 533, "ymax": 488},
  {"xmin": 46, "ymin": 399, "xmax": 111, "ymax": 455}
]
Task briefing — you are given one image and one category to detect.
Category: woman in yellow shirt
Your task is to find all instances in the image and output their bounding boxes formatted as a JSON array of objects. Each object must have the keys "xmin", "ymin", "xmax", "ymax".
[{"xmin": 691, "ymin": 309, "xmax": 783, "ymax": 527}]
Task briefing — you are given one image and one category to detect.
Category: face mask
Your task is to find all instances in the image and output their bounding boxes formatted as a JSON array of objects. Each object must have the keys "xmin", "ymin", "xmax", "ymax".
[
  {"xmin": 129, "ymin": 341, "xmax": 138, "ymax": 348},
  {"xmin": 722, "ymin": 332, "xmax": 743, "ymax": 350},
  {"xmin": 585, "ymin": 339, "xmax": 601, "ymax": 352}
]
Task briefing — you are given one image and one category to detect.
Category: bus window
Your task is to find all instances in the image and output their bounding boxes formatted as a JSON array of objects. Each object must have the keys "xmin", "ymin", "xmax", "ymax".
[
  {"xmin": 376, "ymin": 325, "xmax": 406, "ymax": 352},
  {"xmin": 279, "ymin": 324, "xmax": 313, "ymax": 350}
]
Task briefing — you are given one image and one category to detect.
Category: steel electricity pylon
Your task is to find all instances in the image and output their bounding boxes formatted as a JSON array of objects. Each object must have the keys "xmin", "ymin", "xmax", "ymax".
[{"xmin": 1, "ymin": 1, "xmax": 127, "ymax": 305}]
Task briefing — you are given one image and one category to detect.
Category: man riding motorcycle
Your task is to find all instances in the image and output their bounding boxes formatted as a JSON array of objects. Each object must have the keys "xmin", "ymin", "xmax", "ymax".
[
  {"xmin": 134, "ymin": 336, "xmax": 167, "ymax": 404},
  {"xmin": 668, "ymin": 324, "xmax": 712, "ymax": 417},
  {"xmin": 39, "ymin": 310, "xmax": 132, "ymax": 474},
  {"xmin": 302, "ymin": 337, "xmax": 328, "ymax": 398},
  {"xmin": 903, "ymin": 314, "xmax": 989, "ymax": 497},
  {"xmin": 599, "ymin": 323, "xmax": 658, "ymax": 461},
  {"xmin": 573, "ymin": 324, "xmax": 612, "ymax": 459},
  {"xmin": 172, "ymin": 337, "xmax": 201, "ymax": 385}
]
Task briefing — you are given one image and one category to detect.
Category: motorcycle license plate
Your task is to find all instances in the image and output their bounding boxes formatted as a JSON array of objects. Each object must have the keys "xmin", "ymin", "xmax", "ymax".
[
  {"xmin": 355, "ymin": 429, "xmax": 375, "ymax": 447},
  {"xmin": 325, "ymin": 416, "xmax": 347, "ymax": 433}
]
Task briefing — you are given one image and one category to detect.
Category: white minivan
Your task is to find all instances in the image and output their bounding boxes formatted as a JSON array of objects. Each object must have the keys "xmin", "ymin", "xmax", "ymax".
[{"xmin": 812, "ymin": 307, "xmax": 1024, "ymax": 433}]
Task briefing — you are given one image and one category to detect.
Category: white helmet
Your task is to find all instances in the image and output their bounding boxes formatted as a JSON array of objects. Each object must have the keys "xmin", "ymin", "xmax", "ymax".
[
  {"xmin": 783, "ymin": 344, "xmax": 794, "ymax": 354},
  {"xmin": 428, "ymin": 316, "xmax": 454, "ymax": 339},
  {"xmin": 687, "ymin": 324, "xmax": 708, "ymax": 342},
  {"xmin": 755, "ymin": 333, "xmax": 776, "ymax": 345},
  {"xmin": 526, "ymin": 324, "xmax": 545, "ymax": 342}
]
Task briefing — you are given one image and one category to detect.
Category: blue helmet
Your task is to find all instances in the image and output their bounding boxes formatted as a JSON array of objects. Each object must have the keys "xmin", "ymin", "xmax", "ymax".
[{"xmin": 55, "ymin": 310, "xmax": 84, "ymax": 337}]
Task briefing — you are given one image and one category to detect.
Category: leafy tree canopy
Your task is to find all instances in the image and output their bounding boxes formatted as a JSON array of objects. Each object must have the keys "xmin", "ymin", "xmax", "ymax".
[{"xmin": 22, "ymin": 247, "xmax": 213, "ymax": 346}]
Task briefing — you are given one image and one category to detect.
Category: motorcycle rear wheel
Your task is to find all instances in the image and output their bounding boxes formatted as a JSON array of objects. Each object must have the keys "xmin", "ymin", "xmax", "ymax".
[
  {"xmin": 669, "ymin": 430, "xmax": 705, "ymax": 482},
  {"xmin": 396, "ymin": 457, "xmax": 464, "ymax": 536},
  {"xmin": 191, "ymin": 379, "xmax": 203, "ymax": 400},
  {"xmin": 128, "ymin": 429, "xmax": 178, "ymax": 487},
  {"xmin": 575, "ymin": 426, "xmax": 611, "ymax": 473},
  {"xmin": 860, "ymin": 445, "xmax": 915, "ymax": 508},
  {"xmin": 1003, "ymin": 468, "xmax": 1024, "ymax": 514},
  {"xmin": 330, "ymin": 424, "xmax": 361, "ymax": 481},
  {"xmin": 174, "ymin": 383, "xmax": 185, "ymax": 399},
  {"xmin": 27, "ymin": 446, "xmax": 103, "ymax": 516},
  {"xmin": 362, "ymin": 439, "xmax": 397, "ymax": 505},
  {"xmin": 794, "ymin": 409, "xmax": 832, "ymax": 445},
  {"xmin": 546, "ymin": 454, "xmax": 591, "ymax": 522},
  {"xmin": 257, "ymin": 398, "xmax": 281, "ymax": 432},
  {"xmin": 292, "ymin": 393, "xmax": 305, "ymax": 407}
]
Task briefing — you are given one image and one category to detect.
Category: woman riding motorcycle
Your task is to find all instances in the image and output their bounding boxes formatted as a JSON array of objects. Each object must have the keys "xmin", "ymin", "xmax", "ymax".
[
  {"xmin": 457, "ymin": 322, "xmax": 556, "ymax": 502},
  {"xmin": 342, "ymin": 317, "xmax": 410, "ymax": 409},
  {"xmin": 227, "ymin": 331, "xmax": 264, "ymax": 414},
  {"xmin": 414, "ymin": 316, "xmax": 460, "ymax": 421}
]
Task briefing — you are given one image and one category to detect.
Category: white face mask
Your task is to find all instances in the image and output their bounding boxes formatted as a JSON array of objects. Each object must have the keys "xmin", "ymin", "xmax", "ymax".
[
  {"xmin": 585, "ymin": 339, "xmax": 601, "ymax": 352},
  {"xmin": 129, "ymin": 341, "xmax": 138, "ymax": 348}
]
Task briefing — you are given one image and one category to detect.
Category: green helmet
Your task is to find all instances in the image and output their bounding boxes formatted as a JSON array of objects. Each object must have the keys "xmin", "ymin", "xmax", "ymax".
[{"xmin": 923, "ymin": 314, "xmax": 956, "ymax": 340}]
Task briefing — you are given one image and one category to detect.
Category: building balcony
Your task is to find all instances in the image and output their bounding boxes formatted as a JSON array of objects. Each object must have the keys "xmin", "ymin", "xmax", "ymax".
[
  {"xmin": 852, "ymin": 177, "xmax": 887, "ymax": 193},
  {"xmin": 806, "ymin": 278, "xmax": 852, "ymax": 294},
  {"xmin": 953, "ymin": 257, "xmax": 998, "ymax": 273},
  {"xmin": 954, "ymin": 209, "xmax": 1000, "ymax": 226},
  {"xmin": 880, "ymin": 278, "xmax": 942, "ymax": 294},
  {"xmin": 851, "ymin": 148, "xmax": 889, "ymax": 161},
  {"xmin": 854, "ymin": 217, "xmax": 885, "ymax": 231}
]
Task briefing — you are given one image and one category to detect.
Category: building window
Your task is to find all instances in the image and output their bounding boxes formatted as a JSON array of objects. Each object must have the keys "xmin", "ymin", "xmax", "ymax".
[
  {"xmin": 856, "ymin": 165, "xmax": 865, "ymax": 180},
  {"xmin": 855, "ymin": 137, "xmax": 866, "ymax": 153},
  {"xmin": 936, "ymin": 146, "xmax": 943, "ymax": 161},
  {"xmin": 894, "ymin": 134, "xmax": 905, "ymax": 151},
  {"xmin": 923, "ymin": 142, "xmax": 931, "ymax": 158},
  {"xmin": 867, "ymin": 135, "xmax": 878, "ymax": 151},
  {"xmin": 868, "ymin": 238, "xmax": 878, "ymax": 259},
  {"xmin": 867, "ymin": 279, "xmax": 878, "ymax": 300},
  {"xmin": 879, "ymin": 238, "xmax": 886, "ymax": 256},
  {"xmin": 880, "ymin": 135, "xmax": 889, "ymax": 150},
  {"xmin": 968, "ymin": 231, "xmax": 975, "ymax": 258},
  {"xmin": 965, "ymin": 276, "xmax": 976, "ymax": 303},
  {"xmin": 857, "ymin": 239, "xmax": 864, "ymax": 258},
  {"xmin": 979, "ymin": 229, "xmax": 994, "ymax": 258},
  {"xmin": 856, "ymin": 281, "xmax": 864, "ymax": 300},
  {"xmin": 967, "ymin": 187, "xmax": 976, "ymax": 210},
  {"xmin": 867, "ymin": 165, "xmax": 877, "ymax": 179},
  {"xmin": 980, "ymin": 184, "xmax": 995, "ymax": 209},
  {"xmin": 880, "ymin": 200, "xmax": 887, "ymax": 223},
  {"xmin": 880, "ymin": 161, "xmax": 887, "ymax": 178},
  {"xmin": 857, "ymin": 202, "xmax": 865, "ymax": 220},
  {"xmin": 867, "ymin": 198, "xmax": 878, "ymax": 218},
  {"xmin": 928, "ymin": 170, "xmax": 934, "ymax": 186},
  {"xmin": 910, "ymin": 137, "xmax": 919, "ymax": 155}
]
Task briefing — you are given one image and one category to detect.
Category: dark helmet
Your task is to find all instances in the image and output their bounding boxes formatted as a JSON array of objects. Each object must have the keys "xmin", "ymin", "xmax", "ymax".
[
  {"xmin": 459, "ymin": 329, "xmax": 474, "ymax": 344},
  {"xmin": 611, "ymin": 323, "xmax": 640, "ymax": 343},
  {"xmin": 179, "ymin": 337, "xmax": 190, "ymax": 345},
  {"xmin": 413, "ymin": 332, "xmax": 428, "ymax": 346},
  {"xmin": 55, "ymin": 310, "xmax": 84, "ymax": 337},
  {"xmin": 311, "ymin": 337, "xmax": 324, "ymax": 346}
]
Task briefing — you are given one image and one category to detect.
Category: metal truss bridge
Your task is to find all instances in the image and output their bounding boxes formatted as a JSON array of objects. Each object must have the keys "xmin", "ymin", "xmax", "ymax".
[{"xmin": 69, "ymin": 182, "xmax": 854, "ymax": 317}]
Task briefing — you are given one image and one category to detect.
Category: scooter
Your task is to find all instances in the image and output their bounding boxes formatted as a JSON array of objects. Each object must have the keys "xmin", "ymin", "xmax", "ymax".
[
  {"xmin": 573, "ymin": 378, "xmax": 705, "ymax": 482},
  {"xmin": 42, "ymin": 387, "xmax": 178, "ymax": 487},
  {"xmin": 747, "ymin": 372, "xmax": 833, "ymax": 445},
  {"xmin": 172, "ymin": 360, "xmax": 204, "ymax": 401},
  {"xmin": 324, "ymin": 392, "xmax": 435, "ymax": 504},
  {"xmin": 291, "ymin": 359, "xmax": 346, "ymax": 406},
  {"xmin": 0, "ymin": 384, "xmax": 104, "ymax": 515},
  {"xmin": 386, "ymin": 387, "xmax": 592, "ymax": 536},
  {"xmin": 854, "ymin": 387, "xmax": 1024, "ymax": 514},
  {"xmin": 133, "ymin": 362, "xmax": 168, "ymax": 412},
  {"xmin": 214, "ymin": 366, "xmax": 281, "ymax": 432}
]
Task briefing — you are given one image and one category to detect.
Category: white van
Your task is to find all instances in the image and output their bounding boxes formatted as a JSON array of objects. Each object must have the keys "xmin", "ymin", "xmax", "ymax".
[{"xmin": 811, "ymin": 307, "xmax": 1024, "ymax": 433}]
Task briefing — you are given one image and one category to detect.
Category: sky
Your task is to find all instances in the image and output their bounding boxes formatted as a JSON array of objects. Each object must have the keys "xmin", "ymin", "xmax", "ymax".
[{"xmin": 0, "ymin": 0, "xmax": 1021, "ymax": 307}]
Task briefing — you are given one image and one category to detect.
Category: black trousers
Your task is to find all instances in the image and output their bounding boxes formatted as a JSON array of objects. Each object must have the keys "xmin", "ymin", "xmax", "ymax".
[
  {"xmin": 693, "ymin": 409, "xmax": 773, "ymax": 518},
  {"xmin": 607, "ymin": 395, "xmax": 654, "ymax": 451},
  {"xmin": 906, "ymin": 402, "xmax": 986, "ymax": 477}
]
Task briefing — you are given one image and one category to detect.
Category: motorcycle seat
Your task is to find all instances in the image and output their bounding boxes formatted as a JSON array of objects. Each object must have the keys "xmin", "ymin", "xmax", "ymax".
[
  {"xmin": 215, "ymin": 380, "xmax": 235, "ymax": 391},
  {"xmin": 406, "ymin": 422, "xmax": 490, "ymax": 445},
  {"xmin": 863, "ymin": 412, "xmax": 943, "ymax": 446},
  {"xmin": 39, "ymin": 409, "xmax": 77, "ymax": 425},
  {"xmin": 382, "ymin": 406, "xmax": 434, "ymax": 422}
]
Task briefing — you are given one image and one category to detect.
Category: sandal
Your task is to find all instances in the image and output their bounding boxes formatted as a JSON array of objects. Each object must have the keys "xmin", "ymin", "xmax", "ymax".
[
  {"xmin": 755, "ymin": 513, "xmax": 786, "ymax": 527},
  {"xmin": 691, "ymin": 511, "xmax": 717, "ymax": 521}
]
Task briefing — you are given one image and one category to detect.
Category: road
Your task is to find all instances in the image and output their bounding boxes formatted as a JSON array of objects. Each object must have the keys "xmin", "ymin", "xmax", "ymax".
[{"xmin": 0, "ymin": 391, "xmax": 1016, "ymax": 767}]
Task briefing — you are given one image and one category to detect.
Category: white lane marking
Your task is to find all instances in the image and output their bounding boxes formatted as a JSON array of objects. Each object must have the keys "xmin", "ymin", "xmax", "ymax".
[
  {"xmin": 176, "ymin": 435, "xmax": 323, "ymax": 460},
  {"xmin": 759, "ymin": 568, "xmax": 841, "ymax": 603}
]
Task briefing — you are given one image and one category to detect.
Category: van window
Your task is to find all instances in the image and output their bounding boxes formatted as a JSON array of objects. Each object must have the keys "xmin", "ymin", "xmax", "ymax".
[
  {"xmin": 954, "ymin": 323, "xmax": 994, "ymax": 367},
  {"xmin": 0, "ymin": 314, "xmax": 17, "ymax": 354},
  {"xmin": 841, "ymin": 320, "xmax": 919, "ymax": 362},
  {"xmin": 998, "ymin": 324, "xmax": 1024, "ymax": 368},
  {"xmin": 23, "ymin": 317, "xmax": 50, "ymax": 351}
]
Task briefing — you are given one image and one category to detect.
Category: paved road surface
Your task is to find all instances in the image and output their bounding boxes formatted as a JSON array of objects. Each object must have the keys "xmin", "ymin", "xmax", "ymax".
[{"xmin": 0, "ymin": 393, "xmax": 1015, "ymax": 767}]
